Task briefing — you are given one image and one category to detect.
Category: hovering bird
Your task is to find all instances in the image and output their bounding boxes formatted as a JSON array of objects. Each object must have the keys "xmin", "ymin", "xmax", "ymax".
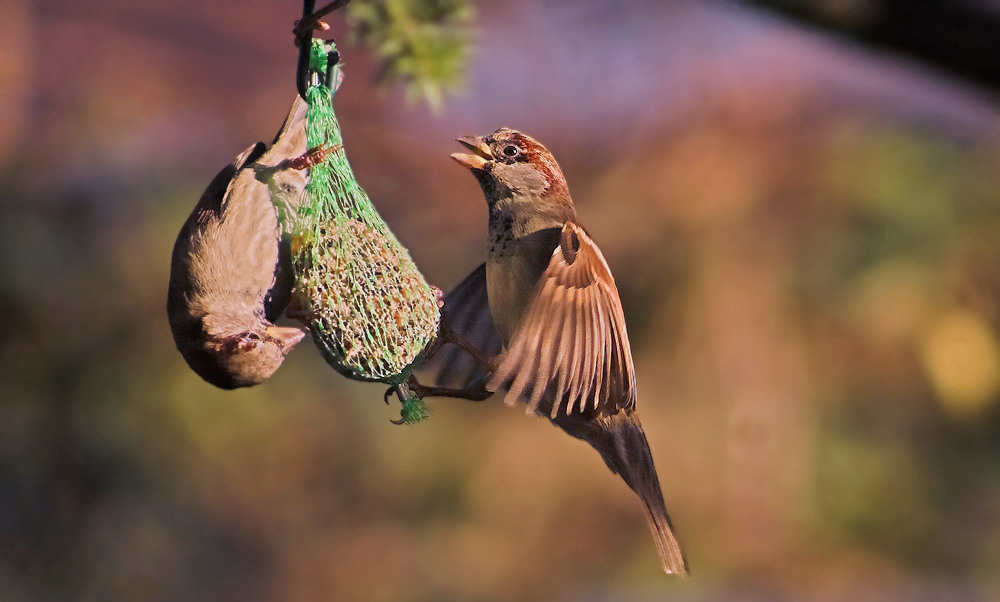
[
  {"xmin": 167, "ymin": 96, "xmax": 328, "ymax": 389},
  {"xmin": 443, "ymin": 127, "xmax": 688, "ymax": 575}
]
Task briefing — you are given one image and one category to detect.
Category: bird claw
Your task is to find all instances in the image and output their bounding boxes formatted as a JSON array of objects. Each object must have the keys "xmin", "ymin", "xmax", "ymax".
[
  {"xmin": 280, "ymin": 143, "xmax": 342, "ymax": 171},
  {"xmin": 401, "ymin": 376, "xmax": 437, "ymax": 401}
]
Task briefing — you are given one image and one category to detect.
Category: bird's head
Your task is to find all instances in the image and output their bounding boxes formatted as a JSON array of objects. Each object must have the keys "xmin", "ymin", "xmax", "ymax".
[
  {"xmin": 451, "ymin": 128, "xmax": 570, "ymax": 207},
  {"xmin": 179, "ymin": 318, "xmax": 306, "ymax": 389}
]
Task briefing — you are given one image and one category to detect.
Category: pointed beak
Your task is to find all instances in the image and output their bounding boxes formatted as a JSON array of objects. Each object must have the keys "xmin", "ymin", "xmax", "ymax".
[
  {"xmin": 265, "ymin": 326, "xmax": 307, "ymax": 353},
  {"xmin": 450, "ymin": 136, "xmax": 492, "ymax": 171}
]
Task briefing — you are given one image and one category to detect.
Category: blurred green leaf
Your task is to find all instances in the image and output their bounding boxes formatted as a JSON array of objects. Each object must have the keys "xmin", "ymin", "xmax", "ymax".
[{"xmin": 348, "ymin": 0, "xmax": 472, "ymax": 110}]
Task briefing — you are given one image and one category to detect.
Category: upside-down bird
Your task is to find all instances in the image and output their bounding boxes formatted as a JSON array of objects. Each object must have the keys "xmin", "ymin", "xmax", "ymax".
[{"xmin": 168, "ymin": 96, "xmax": 328, "ymax": 389}]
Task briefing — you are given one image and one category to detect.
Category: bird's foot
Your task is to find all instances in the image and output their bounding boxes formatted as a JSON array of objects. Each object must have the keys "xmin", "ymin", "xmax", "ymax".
[
  {"xmin": 279, "ymin": 143, "xmax": 342, "ymax": 171},
  {"xmin": 400, "ymin": 374, "xmax": 493, "ymax": 403},
  {"xmin": 384, "ymin": 374, "xmax": 494, "ymax": 425}
]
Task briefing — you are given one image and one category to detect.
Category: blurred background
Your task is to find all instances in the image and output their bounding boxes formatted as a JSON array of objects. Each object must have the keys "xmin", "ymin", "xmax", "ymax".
[{"xmin": 2, "ymin": 0, "xmax": 1000, "ymax": 600}]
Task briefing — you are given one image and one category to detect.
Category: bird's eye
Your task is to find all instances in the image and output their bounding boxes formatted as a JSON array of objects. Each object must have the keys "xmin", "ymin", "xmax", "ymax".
[{"xmin": 502, "ymin": 145, "xmax": 520, "ymax": 158}]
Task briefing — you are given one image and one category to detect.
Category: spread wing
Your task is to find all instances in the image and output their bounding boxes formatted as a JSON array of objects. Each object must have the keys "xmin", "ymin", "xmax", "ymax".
[
  {"xmin": 487, "ymin": 222, "xmax": 636, "ymax": 418},
  {"xmin": 420, "ymin": 263, "xmax": 503, "ymax": 388}
]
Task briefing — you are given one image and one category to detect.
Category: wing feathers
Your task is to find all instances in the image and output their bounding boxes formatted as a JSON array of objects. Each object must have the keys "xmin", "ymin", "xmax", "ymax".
[{"xmin": 488, "ymin": 222, "xmax": 636, "ymax": 417}]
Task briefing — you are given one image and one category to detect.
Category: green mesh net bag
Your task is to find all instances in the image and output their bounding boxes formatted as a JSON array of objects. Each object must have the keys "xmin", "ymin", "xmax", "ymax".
[{"xmin": 288, "ymin": 40, "xmax": 441, "ymax": 420}]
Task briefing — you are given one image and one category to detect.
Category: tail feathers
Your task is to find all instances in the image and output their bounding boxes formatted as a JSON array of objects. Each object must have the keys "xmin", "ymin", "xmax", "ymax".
[{"xmin": 556, "ymin": 411, "xmax": 688, "ymax": 575}]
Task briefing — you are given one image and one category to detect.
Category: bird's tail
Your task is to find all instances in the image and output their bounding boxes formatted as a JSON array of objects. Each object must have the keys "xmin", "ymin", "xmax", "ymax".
[{"xmin": 557, "ymin": 411, "xmax": 688, "ymax": 575}]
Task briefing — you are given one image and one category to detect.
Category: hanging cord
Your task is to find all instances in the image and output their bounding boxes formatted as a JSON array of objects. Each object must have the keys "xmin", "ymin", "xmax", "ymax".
[{"xmin": 295, "ymin": 0, "xmax": 351, "ymax": 98}]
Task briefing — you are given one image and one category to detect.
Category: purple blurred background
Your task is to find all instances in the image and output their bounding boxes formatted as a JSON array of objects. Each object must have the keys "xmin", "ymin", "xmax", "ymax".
[{"xmin": 2, "ymin": 1, "xmax": 1000, "ymax": 600}]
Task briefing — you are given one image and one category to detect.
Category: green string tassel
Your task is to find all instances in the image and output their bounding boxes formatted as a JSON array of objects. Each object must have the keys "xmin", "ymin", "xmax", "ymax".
[{"xmin": 399, "ymin": 393, "xmax": 431, "ymax": 425}]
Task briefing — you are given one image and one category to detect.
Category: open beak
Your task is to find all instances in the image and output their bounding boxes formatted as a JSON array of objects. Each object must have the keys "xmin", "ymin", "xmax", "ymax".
[{"xmin": 450, "ymin": 136, "xmax": 492, "ymax": 171}]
